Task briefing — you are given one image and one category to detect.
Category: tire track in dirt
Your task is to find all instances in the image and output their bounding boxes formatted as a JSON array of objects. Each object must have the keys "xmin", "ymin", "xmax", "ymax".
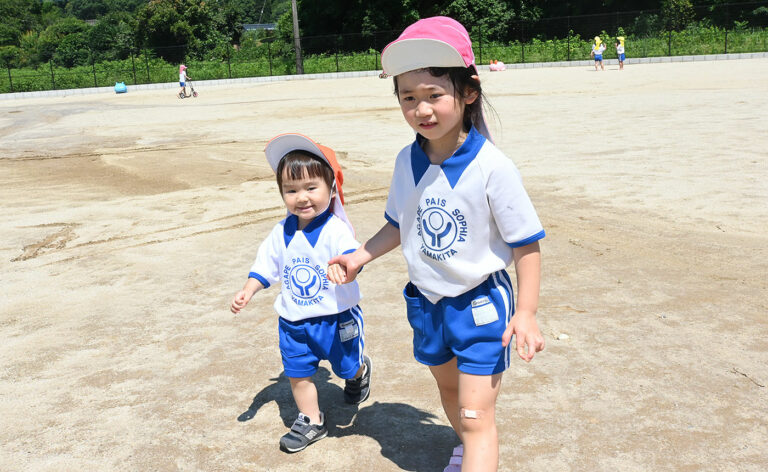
[
  {"xmin": 1, "ymin": 140, "xmax": 247, "ymax": 162},
  {"xmin": 11, "ymin": 223, "xmax": 80, "ymax": 262},
  {"xmin": 14, "ymin": 188, "xmax": 389, "ymax": 266}
]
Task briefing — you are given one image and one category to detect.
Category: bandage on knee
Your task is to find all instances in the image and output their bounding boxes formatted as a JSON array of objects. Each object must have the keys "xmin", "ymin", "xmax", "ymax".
[{"xmin": 460, "ymin": 408, "xmax": 483, "ymax": 419}]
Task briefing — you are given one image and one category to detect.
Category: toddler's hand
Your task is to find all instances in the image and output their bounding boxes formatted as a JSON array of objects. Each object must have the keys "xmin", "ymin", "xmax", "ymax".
[
  {"xmin": 327, "ymin": 263, "xmax": 347, "ymax": 284},
  {"xmin": 230, "ymin": 290, "xmax": 251, "ymax": 314},
  {"xmin": 327, "ymin": 253, "xmax": 361, "ymax": 284}
]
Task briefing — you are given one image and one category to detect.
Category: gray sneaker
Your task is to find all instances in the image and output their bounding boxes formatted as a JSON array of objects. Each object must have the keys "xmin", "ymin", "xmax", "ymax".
[
  {"xmin": 344, "ymin": 356, "xmax": 372, "ymax": 404},
  {"xmin": 279, "ymin": 413, "xmax": 327, "ymax": 453}
]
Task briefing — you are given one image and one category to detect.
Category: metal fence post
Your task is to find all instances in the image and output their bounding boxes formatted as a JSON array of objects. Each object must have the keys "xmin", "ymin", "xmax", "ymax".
[
  {"xmin": 144, "ymin": 49, "xmax": 150, "ymax": 83},
  {"xmin": 567, "ymin": 17, "xmax": 571, "ymax": 61},
  {"xmin": 50, "ymin": 60, "xmax": 55, "ymax": 89},
  {"xmin": 668, "ymin": 30, "xmax": 672, "ymax": 56},
  {"xmin": 335, "ymin": 36, "xmax": 339, "ymax": 73},
  {"xmin": 267, "ymin": 41, "xmax": 272, "ymax": 76},
  {"xmin": 478, "ymin": 25, "xmax": 483, "ymax": 65},
  {"xmin": 131, "ymin": 51, "xmax": 137, "ymax": 84},
  {"xmin": 91, "ymin": 51, "xmax": 97, "ymax": 87},
  {"xmin": 7, "ymin": 65, "xmax": 13, "ymax": 93},
  {"xmin": 227, "ymin": 43, "xmax": 232, "ymax": 78},
  {"xmin": 724, "ymin": 29, "xmax": 728, "ymax": 54}
]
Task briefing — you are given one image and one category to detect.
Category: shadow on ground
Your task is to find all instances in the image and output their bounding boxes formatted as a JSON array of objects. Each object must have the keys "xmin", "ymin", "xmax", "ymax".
[{"xmin": 238, "ymin": 367, "xmax": 456, "ymax": 471}]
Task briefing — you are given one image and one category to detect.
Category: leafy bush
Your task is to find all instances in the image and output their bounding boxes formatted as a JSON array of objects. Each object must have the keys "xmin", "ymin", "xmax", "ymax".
[{"xmin": 1, "ymin": 26, "xmax": 767, "ymax": 94}]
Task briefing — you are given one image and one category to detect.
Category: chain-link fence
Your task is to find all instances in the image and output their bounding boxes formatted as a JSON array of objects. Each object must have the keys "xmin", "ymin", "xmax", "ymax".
[{"xmin": 2, "ymin": 2, "xmax": 767, "ymax": 94}]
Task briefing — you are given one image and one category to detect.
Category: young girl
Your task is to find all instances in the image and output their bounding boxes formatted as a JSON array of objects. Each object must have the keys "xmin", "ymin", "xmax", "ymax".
[
  {"xmin": 178, "ymin": 64, "xmax": 190, "ymax": 96},
  {"xmin": 232, "ymin": 133, "xmax": 371, "ymax": 453},
  {"xmin": 327, "ymin": 16, "xmax": 545, "ymax": 472},
  {"xmin": 616, "ymin": 37, "xmax": 626, "ymax": 70},
  {"xmin": 592, "ymin": 36, "xmax": 606, "ymax": 71}
]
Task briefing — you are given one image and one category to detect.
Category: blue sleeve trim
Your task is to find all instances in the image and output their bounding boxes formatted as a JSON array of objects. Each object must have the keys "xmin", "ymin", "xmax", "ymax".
[
  {"xmin": 248, "ymin": 272, "xmax": 270, "ymax": 289},
  {"xmin": 341, "ymin": 248, "xmax": 363, "ymax": 273},
  {"xmin": 384, "ymin": 212, "xmax": 399, "ymax": 229},
  {"xmin": 507, "ymin": 230, "xmax": 546, "ymax": 248}
]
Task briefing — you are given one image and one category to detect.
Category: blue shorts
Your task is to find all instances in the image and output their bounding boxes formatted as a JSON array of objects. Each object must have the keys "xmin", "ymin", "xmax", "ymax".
[
  {"xmin": 403, "ymin": 270, "xmax": 514, "ymax": 375},
  {"xmin": 278, "ymin": 306, "xmax": 365, "ymax": 379},
  {"xmin": 179, "ymin": 81, "xmax": 185, "ymax": 86},
  {"xmin": 594, "ymin": 54, "xmax": 603, "ymax": 62},
  {"xmin": 619, "ymin": 53, "xmax": 626, "ymax": 62}
]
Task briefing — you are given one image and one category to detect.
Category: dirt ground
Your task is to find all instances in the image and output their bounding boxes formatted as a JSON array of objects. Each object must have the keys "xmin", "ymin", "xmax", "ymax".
[{"xmin": 1, "ymin": 58, "xmax": 767, "ymax": 472}]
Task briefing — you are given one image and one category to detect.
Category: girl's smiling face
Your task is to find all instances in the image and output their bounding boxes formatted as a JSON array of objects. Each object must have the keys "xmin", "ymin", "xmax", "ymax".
[
  {"xmin": 280, "ymin": 170, "xmax": 333, "ymax": 229},
  {"xmin": 396, "ymin": 69, "xmax": 478, "ymax": 162}
]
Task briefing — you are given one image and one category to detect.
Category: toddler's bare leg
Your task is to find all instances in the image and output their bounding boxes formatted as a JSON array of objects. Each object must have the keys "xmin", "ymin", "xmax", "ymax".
[{"xmin": 289, "ymin": 377, "xmax": 321, "ymax": 424}]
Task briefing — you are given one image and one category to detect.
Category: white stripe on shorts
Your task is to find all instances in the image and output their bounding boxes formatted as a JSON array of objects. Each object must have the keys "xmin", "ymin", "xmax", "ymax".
[
  {"xmin": 350, "ymin": 305, "xmax": 365, "ymax": 368},
  {"xmin": 492, "ymin": 271, "xmax": 514, "ymax": 369}
]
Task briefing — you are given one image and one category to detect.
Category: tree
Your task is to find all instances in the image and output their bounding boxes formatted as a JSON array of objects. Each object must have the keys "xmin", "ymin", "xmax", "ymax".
[
  {"xmin": 89, "ymin": 12, "xmax": 135, "ymax": 60},
  {"xmin": 38, "ymin": 17, "xmax": 89, "ymax": 64},
  {"xmin": 135, "ymin": 0, "xmax": 227, "ymax": 61},
  {"xmin": 662, "ymin": 0, "xmax": 695, "ymax": 30}
]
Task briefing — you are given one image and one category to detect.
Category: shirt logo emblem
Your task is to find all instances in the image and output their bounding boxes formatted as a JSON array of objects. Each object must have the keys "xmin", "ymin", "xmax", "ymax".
[
  {"xmin": 416, "ymin": 198, "xmax": 468, "ymax": 262},
  {"xmin": 284, "ymin": 258, "xmax": 328, "ymax": 306},
  {"xmin": 421, "ymin": 208, "xmax": 457, "ymax": 250}
]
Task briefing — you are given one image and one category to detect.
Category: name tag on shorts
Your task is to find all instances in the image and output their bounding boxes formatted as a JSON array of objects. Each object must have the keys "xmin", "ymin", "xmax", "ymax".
[
  {"xmin": 471, "ymin": 296, "xmax": 498, "ymax": 326},
  {"xmin": 339, "ymin": 320, "xmax": 360, "ymax": 342}
]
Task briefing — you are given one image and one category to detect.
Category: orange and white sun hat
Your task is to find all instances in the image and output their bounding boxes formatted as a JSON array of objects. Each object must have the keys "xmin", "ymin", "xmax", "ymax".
[
  {"xmin": 381, "ymin": 16, "xmax": 492, "ymax": 141},
  {"xmin": 264, "ymin": 133, "xmax": 353, "ymax": 234}
]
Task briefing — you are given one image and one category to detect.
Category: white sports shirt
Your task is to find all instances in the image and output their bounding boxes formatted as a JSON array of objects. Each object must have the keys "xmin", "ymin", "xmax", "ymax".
[
  {"xmin": 385, "ymin": 127, "xmax": 545, "ymax": 303},
  {"xmin": 249, "ymin": 210, "xmax": 362, "ymax": 322}
]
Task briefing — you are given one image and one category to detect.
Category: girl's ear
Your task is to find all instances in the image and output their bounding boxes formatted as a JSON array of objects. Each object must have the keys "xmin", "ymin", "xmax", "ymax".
[{"xmin": 463, "ymin": 75, "xmax": 481, "ymax": 105}]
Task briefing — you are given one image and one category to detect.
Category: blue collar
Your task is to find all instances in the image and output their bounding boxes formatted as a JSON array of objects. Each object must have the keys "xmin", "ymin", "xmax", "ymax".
[
  {"xmin": 410, "ymin": 126, "xmax": 486, "ymax": 188},
  {"xmin": 283, "ymin": 208, "xmax": 333, "ymax": 248}
]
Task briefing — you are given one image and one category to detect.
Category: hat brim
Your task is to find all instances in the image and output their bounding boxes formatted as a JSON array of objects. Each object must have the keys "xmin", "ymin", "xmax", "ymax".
[
  {"xmin": 382, "ymin": 38, "xmax": 467, "ymax": 76},
  {"xmin": 264, "ymin": 133, "xmax": 355, "ymax": 235},
  {"xmin": 264, "ymin": 134, "xmax": 328, "ymax": 173}
]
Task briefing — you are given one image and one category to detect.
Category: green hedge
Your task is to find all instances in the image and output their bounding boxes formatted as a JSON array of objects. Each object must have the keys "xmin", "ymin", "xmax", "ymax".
[{"xmin": 2, "ymin": 27, "xmax": 766, "ymax": 94}]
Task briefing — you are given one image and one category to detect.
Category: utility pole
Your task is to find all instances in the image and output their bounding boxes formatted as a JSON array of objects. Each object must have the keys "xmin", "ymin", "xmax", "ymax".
[{"xmin": 291, "ymin": 0, "xmax": 304, "ymax": 74}]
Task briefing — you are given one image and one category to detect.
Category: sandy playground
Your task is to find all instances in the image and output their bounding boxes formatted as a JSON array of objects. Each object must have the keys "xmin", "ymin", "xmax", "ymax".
[{"xmin": 1, "ymin": 58, "xmax": 767, "ymax": 471}]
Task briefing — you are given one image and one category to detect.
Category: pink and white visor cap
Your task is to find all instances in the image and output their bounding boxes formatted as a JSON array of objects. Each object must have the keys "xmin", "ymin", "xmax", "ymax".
[
  {"xmin": 264, "ymin": 133, "xmax": 354, "ymax": 235},
  {"xmin": 382, "ymin": 16, "xmax": 475, "ymax": 76},
  {"xmin": 381, "ymin": 16, "xmax": 492, "ymax": 141}
]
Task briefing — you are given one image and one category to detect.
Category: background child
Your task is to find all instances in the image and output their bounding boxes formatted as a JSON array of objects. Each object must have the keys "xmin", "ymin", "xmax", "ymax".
[
  {"xmin": 231, "ymin": 133, "xmax": 372, "ymax": 453},
  {"xmin": 178, "ymin": 64, "xmax": 190, "ymax": 96},
  {"xmin": 327, "ymin": 16, "xmax": 545, "ymax": 472},
  {"xmin": 616, "ymin": 37, "xmax": 626, "ymax": 70},
  {"xmin": 592, "ymin": 36, "xmax": 606, "ymax": 71}
]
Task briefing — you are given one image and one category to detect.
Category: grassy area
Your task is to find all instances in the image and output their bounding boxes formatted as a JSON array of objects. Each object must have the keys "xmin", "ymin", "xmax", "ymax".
[{"xmin": 2, "ymin": 28, "xmax": 766, "ymax": 94}]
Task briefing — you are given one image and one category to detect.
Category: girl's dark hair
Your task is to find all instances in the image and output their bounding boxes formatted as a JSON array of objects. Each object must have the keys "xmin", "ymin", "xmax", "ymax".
[
  {"xmin": 393, "ymin": 66, "xmax": 487, "ymax": 133},
  {"xmin": 276, "ymin": 150, "xmax": 334, "ymax": 194}
]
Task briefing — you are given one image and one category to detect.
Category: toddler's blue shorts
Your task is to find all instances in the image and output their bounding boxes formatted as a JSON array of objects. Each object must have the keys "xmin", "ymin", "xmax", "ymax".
[
  {"xmin": 619, "ymin": 53, "xmax": 626, "ymax": 61},
  {"xmin": 278, "ymin": 306, "xmax": 365, "ymax": 379},
  {"xmin": 403, "ymin": 270, "xmax": 515, "ymax": 375},
  {"xmin": 594, "ymin": 54, "xmax": 603, "ymax": 61}
]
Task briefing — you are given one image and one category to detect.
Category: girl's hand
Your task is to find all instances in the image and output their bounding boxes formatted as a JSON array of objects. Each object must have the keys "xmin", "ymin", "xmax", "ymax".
[
  {"xmin": 230, "ymin": 290, "xmax": 252, "ymax": 314},
  {"xmin": 327, "ymin": 253, "xmax": 362, "ymax": 284},
  {"xmin": 502, "ymin": 310, "xmax": 545, "ymax": 362}
]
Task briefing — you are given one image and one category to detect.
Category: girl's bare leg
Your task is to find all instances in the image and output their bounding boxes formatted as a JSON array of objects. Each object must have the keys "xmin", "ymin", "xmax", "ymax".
[
  {"xmin": 458, "ymin": 371, "xmax": 503, "ymax": 472},
  {"xmin": 429, "ymin": 358, "xmax": 462, "ymax": 442}
]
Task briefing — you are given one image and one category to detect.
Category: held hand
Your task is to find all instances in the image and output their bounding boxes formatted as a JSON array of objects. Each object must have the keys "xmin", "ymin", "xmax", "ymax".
[
  {"xmin": 327, "ymin": 263, "xmax": 347, "ymax": 284},
  {"xmin": 327, "ymin": 253, "xmax": 361, "ymax": 284},
  {"xmin": 502, "ymin": 310, "xmax": 545, "ymax": 362},
  {"xmin": 230, "ymin": 290, "xmax": 252, "ymax": 314}
]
